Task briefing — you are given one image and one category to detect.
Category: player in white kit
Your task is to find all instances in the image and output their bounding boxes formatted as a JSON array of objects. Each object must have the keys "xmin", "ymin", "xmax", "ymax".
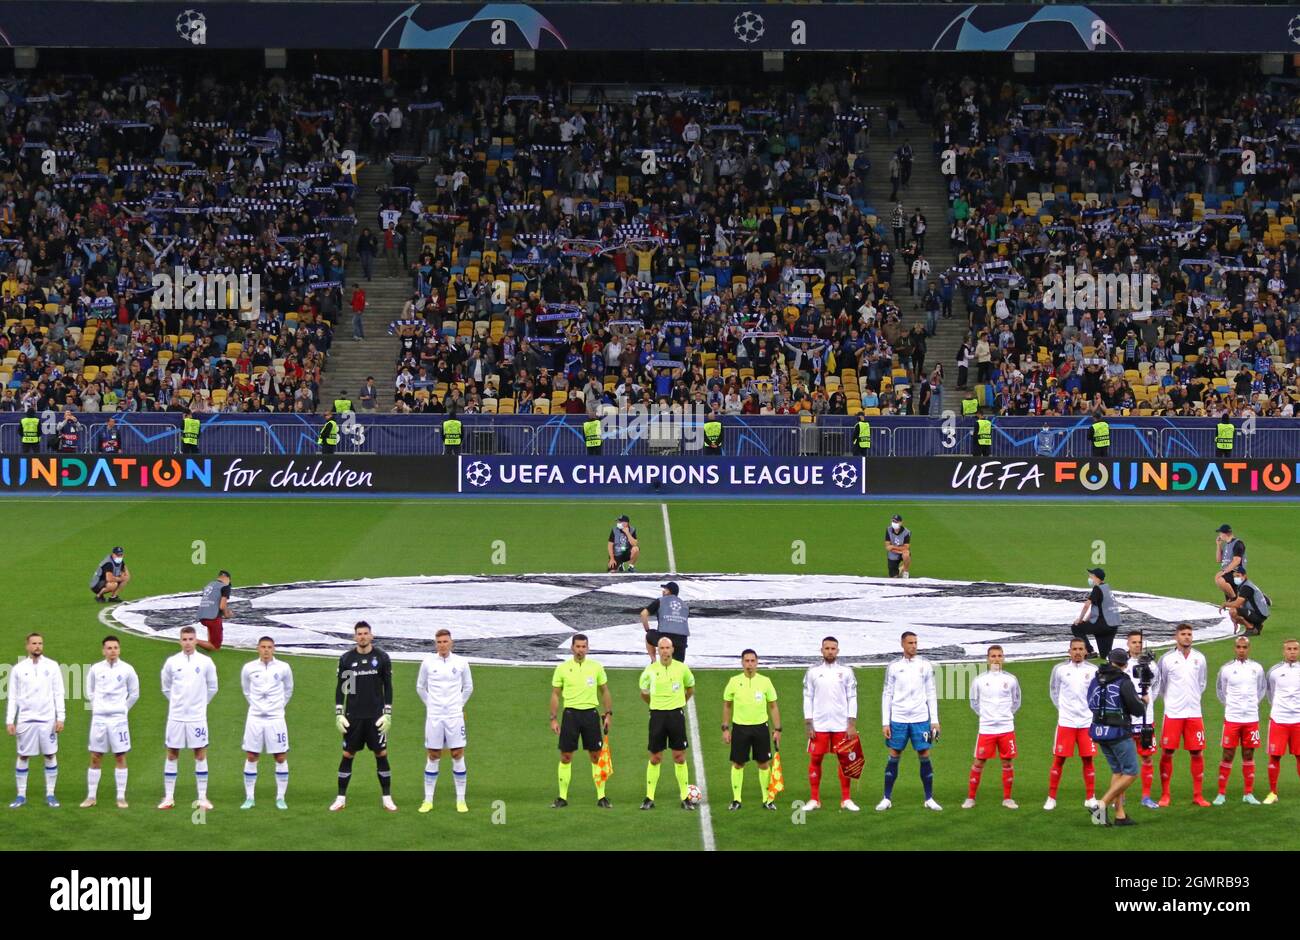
[
  {"xmin": 240, "ymin": 637, "xmax": 294, "ymax": 811},
  {"xmin": 1264, "ymin": 639, "xmax": 1300, "ymax": 803},
  {"xmin": 803, "ymin": 636, "xmax": 860, "ymax": 812},
  {"xmin": 83, "ymin": 635, "xmax": 140, "ymax": 808},
  {"xmin": 1214, "ymin": 635, "xmax": 1267, "ymax": 805},
  {"xmin": 964, "ymin": 645, "xmax": 1021, "ymax": 809},
  {"xmin": 1045, "ymin": 638, "xmax": 1099, "ymax": 811},
  {"xmin": 1156, "ymin": 623, "xmax": 1210, "ymax": 807},
  {"xmin": 416, "ymin": 629, "xmax": 474, "ymax": 814},
  {"xmin": 160, "ymin": 626, "xmax": 219, "ymax": 811},
  {"xmin": 6, "ymin": 632, "xmax": 66, "ymax": 808}
]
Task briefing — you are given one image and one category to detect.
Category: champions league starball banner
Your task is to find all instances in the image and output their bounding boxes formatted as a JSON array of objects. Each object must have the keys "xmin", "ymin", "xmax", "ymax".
[{"xmin": 0, "ymin": 3, "xmax": 1299, "ymax": 52}]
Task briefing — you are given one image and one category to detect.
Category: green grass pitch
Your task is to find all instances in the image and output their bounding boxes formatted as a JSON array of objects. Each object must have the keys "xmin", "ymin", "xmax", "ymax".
[{"xmin": 2, "ymin": 497, "xmax": 1296, "ymax": 851}]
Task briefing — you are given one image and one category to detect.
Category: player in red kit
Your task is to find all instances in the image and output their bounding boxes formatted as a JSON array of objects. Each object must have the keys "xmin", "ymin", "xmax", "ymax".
[
  {"xmin": 802, "ymin": 637, "xmax": 859, "ymax": 812},
  {"xmin": 1264, "ymin": 639, "xmax": 1300, "ymax": 803},
  {"xmin": 1156, "ymin": 623, "xmax": 1210, "ymax": 807},
  {"xmin": 1214, "ymin": 636, "xmax": 1266, "ymax": 804},
  {"xmin": 1045, "ymin": 639, "xmax": 1098, "ymax": 811},
  {"xmin": 963, "ymin": 646, "xmax": 1021, "ymax": 809}
]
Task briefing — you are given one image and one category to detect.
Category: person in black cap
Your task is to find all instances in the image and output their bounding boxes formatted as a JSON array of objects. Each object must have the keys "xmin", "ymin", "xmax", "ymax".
[
  {"xmin": 606, "ymin": 515, "xmax": 639, "ymax": 573},
  {"xmin": 1214, "ymin": 524, "xmax": 1248, "ymax": 600},
  {"xmin": 89, "ymin": 547, "xmax": 130, "ymax": 603},
  {"xmin": 884, "ymin": 514, "xmax": 912, "ymax": 579},
  {"xmin": 641, "ymin": 582, "xmax": 690, "ymax": 663},
  {"xmin": 1085, "ymin": 647, "xmax": 1149, "ymax": 827},
  {"xmin": 1073, "ymin": 568, "xmax": 1123, "ymax": 659}
]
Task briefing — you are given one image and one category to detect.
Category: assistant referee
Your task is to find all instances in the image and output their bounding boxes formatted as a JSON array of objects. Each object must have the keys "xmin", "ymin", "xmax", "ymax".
[
  {"xmin": 549, "ymin": 634, "xmax": 613, "ymax": 809},
  {"xmin": 722, "ymin": 649, "xmax": 781, "ymax": 811}
]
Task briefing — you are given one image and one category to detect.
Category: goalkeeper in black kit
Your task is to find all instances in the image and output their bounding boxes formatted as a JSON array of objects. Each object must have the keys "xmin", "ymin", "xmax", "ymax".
[{"xmin": 330, "ymin": 621, "xmax": 397, "ymax": 812}]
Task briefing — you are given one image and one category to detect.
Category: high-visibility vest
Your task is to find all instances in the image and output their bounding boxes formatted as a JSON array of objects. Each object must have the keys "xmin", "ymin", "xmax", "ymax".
[
  {"xmin": 442, "ymin": 418, "xmax": 462, "ymax": 446},
  {"xmin": 1092, "ymin": 421, "xmax": 1110, "ymax": 448},
  {"xmin": 976, "ymin": 418, "xmax": 992, "ymax": 446},
  {"xmin": 182, "ymin": 416, "xmax": 201, "ymax": 446},
  {"xmin": 856, "ymin": 420, "xmax": 871, "ymax": 448},
  {"xmin": 583, "ymin": 419, "xmax": 602, "ymax": 449},
  {"xmin": 703, "ymin": 421, "xmax": 722, "ymax": 447},
  {"xmin": 1215, "ymin": 422, "xmax": 1235, "ymax": 451},
  {"xmin": 319, "ymin": 419, "xmax": 340, "ymax": 446},
  {"xmin": 333, "ymin": 399, "xmax": 353, "ymax": 414},
  {"xmin": 20, "ymin": 416, "xmax": 39, "ymax": 443},
  {"xmin": 961, "ymin": 398, "xmax": 978, "ymax": 416}
]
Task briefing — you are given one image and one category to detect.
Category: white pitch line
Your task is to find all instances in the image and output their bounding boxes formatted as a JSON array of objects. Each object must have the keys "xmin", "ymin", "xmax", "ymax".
[{"xmin": 661, "ymin": 501, "xmax": 715, "ymax": 851}]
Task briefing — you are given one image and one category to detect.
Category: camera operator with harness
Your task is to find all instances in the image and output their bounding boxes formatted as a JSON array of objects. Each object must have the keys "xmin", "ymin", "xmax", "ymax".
[
  {"xmin": 1085, "ymin": 649, "xmax": 1149, "ymax": 827},
  {"xmin": 1121, "ymin": 631, "xmax": 1161, "ymax": 810}
]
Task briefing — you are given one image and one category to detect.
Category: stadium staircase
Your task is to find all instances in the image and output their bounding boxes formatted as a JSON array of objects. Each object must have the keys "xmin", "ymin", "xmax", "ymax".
[
  {"xmin": 323, "ymin": 163, "xmax": 408, "ymax": 412},
  {"xmin": 865, "ymin": 98, "xmax": 967, "ymax": 391}
]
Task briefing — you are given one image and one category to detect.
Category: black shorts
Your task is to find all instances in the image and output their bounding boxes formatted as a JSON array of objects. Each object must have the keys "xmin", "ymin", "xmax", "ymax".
[
  {"xmin": 90, "ymin": 580, "xmax": 106, "ymax": 595},
  {"xmin": 342, "ymin": 716, "xmax": 387, "ymax": 753},
  {"xmin": 888, "ymin": 557, "xmax": 902, "ymax": 576},
  {"xmin": 559, "ymin": 708, "xmax": 603, "ymax": 753},
  {"xmin": 613, "ymin": 550, "xmax": 632, "ymax": 565},
  {"xmin": 648, "ymin": 708, "xmax": 688, "ymax": 753},
  {"xmin": 729, "ymin": 723, "xmax": 772, "ymax": 765},
  {"xmin": 644, "ymin": 631, "xmax": 687, "ymax": 661}
]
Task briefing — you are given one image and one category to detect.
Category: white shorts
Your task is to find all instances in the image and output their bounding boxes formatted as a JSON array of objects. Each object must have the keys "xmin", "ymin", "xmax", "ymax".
[
  {"xmin": 16, "ymin": 720, "xmax": 58, "ymax": 758},
  {"xmin": 88, "ymin": 716, "xmax": 131, "ymax": 755},
  {"xmin": 243, "ymin": 716, "xmax": 289, "ymax": 754},
  {"xmin": 424, "ymin": 715, "xmax": 467, "ymax": 750},
  {"xmin": 165, "ymin": 719, "xmax": 210, "ymax": 750}
]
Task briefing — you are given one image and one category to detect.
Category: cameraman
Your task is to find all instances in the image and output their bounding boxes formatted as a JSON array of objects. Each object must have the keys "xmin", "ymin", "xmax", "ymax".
[
  {"xmin": 1086, "ymin": 648, "xmax": 1149, "ymax": 827},
  {"xmin": 1122, "ymin": 630, "xmax": 1161, "ymax": 809}
]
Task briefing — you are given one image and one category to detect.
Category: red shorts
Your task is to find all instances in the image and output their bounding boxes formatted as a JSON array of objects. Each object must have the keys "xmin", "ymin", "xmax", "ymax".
[
  {"xmin": 808, "ymin": 730, "xmax": 848, "ymax": 757},
  {"xmin": 1267, "ymin": 720, "xmax": 1300, "ymax": 757},
  {"xmin": 975, "ymin": 731, "xmax": 1017, "ymax": 760},
  {"xmin": 1053, "ymin": 726, "xmax": 1096, "ymax": 758},
  {"xmin": 1160, "ymin": 716, "xmax": 1206, "ymax": 751},
  {"xmin": 199, "ymin": 617, "xmax": 223, "ymax": 649},
  {"xmin": 1132, "ymin": 731, "xmax": 1156, "ymax": 758},
  {"xmin": 1222, "ymin": 721, "xmax": 1261, "ymax": 749}
]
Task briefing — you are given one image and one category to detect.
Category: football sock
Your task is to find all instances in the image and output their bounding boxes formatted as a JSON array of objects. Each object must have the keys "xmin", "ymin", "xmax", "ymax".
[
  {"xmin": 758, "ymin": 767, "xmax": 772, "ymax": 801},
  {"xmin": 194, "ymin": 759, "xmax": 208, "ymax": 800},
  {"xmin": 337, "ymin": 756, "xmax": 354, "ymax": 796},
  {"xmin": 375, "ymin": 755, "xmax": 392, "ymax": 796},
  {"xmin": 87, "ymin": 767, "xmax": 101, "ymax": 800},
  {"xmin": 14, "ymin": 758, "xmax": 28, "ymax": 798},
  {"xmin": 44, "ymin": 758, "xmax": 58, "ymax": 797},
  {"xmin": 163, "ymin": 758, "xmax": 178, "ymax": 801},
  {"xmin": 1159, "ymin": 750, "xmax": 1174, "ymax": 796},
  {"xmin": 1217, "ymin": 760, "xmax": 1232, "ymax": 796},
  {"xmin": 1140, "ymin": 762, "xmax": 1153, "ymax": 798},
  {"xmin": 1190, "ymin": 752, "xmax": 1205, "ymax": 798},
  {"xmin": 425, "ymin": 758, "xmax": 439, "ymax": 801},
  {"xmin": 645, "ymin": 761, "xmax": 661, "ymax": 799},
  {"xmin": 244, "ymin": 760, "xmax": 258, "ymax": 800},
  {"xmin": 452, "ymin": 757, "xmax": 467, "ymax": 801},
  {"xmin": 919, "ymin": 758, "xmax": 934, "ymax": 800},
  {"xmin": 809, "ymin": 753, "xmax": 824, "ymax": 802},
  {"xmin": 557, "ymin": 761, "xmax": 571, "ymax": 800},
  {"xmin": 883, "ymin": 755, "xmax": 900, "ymax": 799},
  {"xmin": 115, "ymin": 768, "xmax": 128, "ymax": 801},
  {"xmin": 1002, "ymin": 764, "xmax": 1014, "ymax": 800},
  {"xmin": 1268, "ymin": 756, "xmax": 1281, "ymax": 793},
  {"xmin": 838, "ymin": 763, "xmax": 852, "ymax": 802},
  {"xmin": 674, "ymin": 761, "xmax": 689, "ymax": 799},
  {"xmin": 1048, "ymin": 755, "xmax": 1065, "ymax": 798},
  {"xmin": 731, "ymin": 766, "xmax": 744, "ymax": 803},
  {"xmin": 1242, "ymin": 760, "xmax": 1255, "ymax": 795},
  {"xmin": 967, "ymin": 763, "xmax": 982, "ymax": 799},
  {"xmin": 274, "ymin": 762, "xmax": 288, "ymax": 799},
  {"xmin": 591, "ymin": 762, "xmax": 605, "ymax": 799},
  {"xmin": 1081, "ymin": 756, "xmax": 1095, "ymax": 799}
]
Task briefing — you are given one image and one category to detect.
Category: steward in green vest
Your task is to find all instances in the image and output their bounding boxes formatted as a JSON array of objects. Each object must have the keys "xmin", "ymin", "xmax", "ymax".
[
  {"xmin": 1215, "ymin": 420, "xmax": 1235, "ymax": 455},
  {"xmin": 703, "ymin": 413, "xmax": 723, "ymax": 455},
  {"xmin": 1091, "ymin": 414, "xmax": 1110, "ymax": 456},
  {"xmin": 974, "ymin": 417, "xmax": 993, "ymax": 456},
  {"xmin": 853, "ymin": 416, "xmax": 872, "ymax": 456},
  {"xmin": 20, "ymin": 409, "xmax": 40, "ymax": 453},
  {"xmin": 442, "ymin": 417, "xmax": 463, "ymax": 455},
  {"xmin": 333, "ymin": 396, "xmax": 353, "ymax": 414},
  {"xmin": 181, "ymin": 413, "xmax": 202, "ymax": 453},
  {"xmin": 961, "ymin": 397, "xmax": 978, "ymax": 417},
  {"xmin": 583, "ymin": 416, "xmax": 602, "ymax": 456},
  {"xmin": 318, "ymin": 410, "xmax": 340, "ymax": 454}
]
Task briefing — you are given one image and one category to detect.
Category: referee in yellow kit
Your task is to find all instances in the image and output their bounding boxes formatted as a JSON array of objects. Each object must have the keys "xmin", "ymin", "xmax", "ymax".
[
  {"xmin": 549, "ymin": 634, "xmax": 613, "ymax": 809},
  {"xmin": 639, "ymin": 636, "xmax": 696, "ymax": 811},
  {"xmin": 722, "ymin": 649, "xmax": 781, "ymax": 811}
]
